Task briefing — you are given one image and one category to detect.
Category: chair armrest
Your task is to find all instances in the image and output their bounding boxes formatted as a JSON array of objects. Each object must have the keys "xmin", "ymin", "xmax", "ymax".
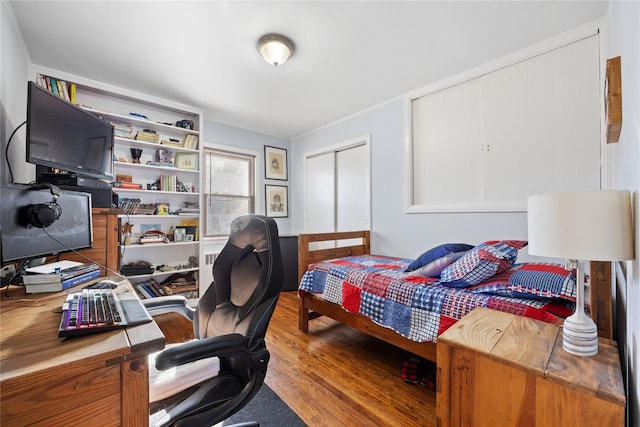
[
  {"xmin": 142, "ymin": 295, "xmax": 195, "ymax": 321},
  {"xmin": 155, "ymin": 333, "xmax": 246, "ymax": 370}
]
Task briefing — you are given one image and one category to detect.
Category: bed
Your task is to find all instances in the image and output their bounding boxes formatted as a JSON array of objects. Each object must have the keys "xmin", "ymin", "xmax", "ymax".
[{"xmin": 297, "ymin": 230, "xmax": 614, "ymax": 363}]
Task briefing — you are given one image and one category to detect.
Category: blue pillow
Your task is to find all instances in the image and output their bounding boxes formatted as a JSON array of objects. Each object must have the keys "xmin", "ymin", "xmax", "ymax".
[{"xmin": 404, "ymin": 243, "xmax": 474, "ymax": 272}]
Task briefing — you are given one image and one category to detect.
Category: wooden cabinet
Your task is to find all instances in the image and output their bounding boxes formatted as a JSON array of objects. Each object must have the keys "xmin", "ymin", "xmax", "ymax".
[
  {"xmin": 49, "ymin": 208, "xmax": 120, "ymax": 277},
  {"xmin": 436, "ymin": 307, "xmax": 625, "ymax": 427}
]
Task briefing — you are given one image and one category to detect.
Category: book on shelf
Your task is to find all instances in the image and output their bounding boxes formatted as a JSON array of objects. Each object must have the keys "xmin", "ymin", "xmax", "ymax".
[
  {"xmin": 113, "ymin": 181, "xmax": 143, "ymax": 189},
  {"xmin": 159, "ymin": 174, "xmax": 177, "ymax": 192},
  {"xmin": 36, "ymin": 73, "xmax": 75, "ymax": 103},
  {"xmin": 140, "ymin": 234, "xmax": 165, "ymax": 244},
  {"xmin": 160, "ymin": 139, "xmax": 184, "ymax": 148},
  {"xmin": 50, "ymin": 77, "xmax": 59, "ymax": 96},
  {"xmin": 134, "ymin": 278, "xmax": 169, "ymax": 299},
  {"xmin": 135, "ymin": 283, "xmax": 155, "ymax": 299},
  {"xmin": 118, "ymin": 198, "xmax": 141, "ymax": 215},
  {"xmin": 69, "ymin": 82, "xmax": 77, "ymax": 104}
]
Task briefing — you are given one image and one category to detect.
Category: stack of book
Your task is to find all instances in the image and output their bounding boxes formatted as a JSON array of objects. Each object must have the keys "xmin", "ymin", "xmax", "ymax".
[
  {"xmin": 113, "ymin": 181, "xmax": 143, "ymax": 190},
  {"xmin": 140, "ymin": 233, "xmax": 166, "ymax": 244},
  {"xmin": 22, "ymin": 262, "xmax": 100, "ymax": 293},
  {"xmin": 110, "ymin": 121, "xmax": 133, "ymax": 138},
  {"xmin": 135, "ymin": 130, "xmax": 160, "ymax": 143}
]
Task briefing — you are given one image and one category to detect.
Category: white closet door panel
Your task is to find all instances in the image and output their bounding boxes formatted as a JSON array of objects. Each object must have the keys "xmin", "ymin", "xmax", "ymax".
[
  {"xmin": 412, "ymin": 78, "xmax": 484, "ymax": 208},
  {"xmin": 337, "ymin": 144, "xmax": 369, "ymax": 232},
  {"xmin": 482, "ymin": 34, "xmax": 601, "ymax": 202},
  {"xmin": 305, "ymin": 152, "xmax": 336, "ymax": 234},
  {"xmin": 409, "ymin": 31, "xmax": 601, "ymax": 212}
]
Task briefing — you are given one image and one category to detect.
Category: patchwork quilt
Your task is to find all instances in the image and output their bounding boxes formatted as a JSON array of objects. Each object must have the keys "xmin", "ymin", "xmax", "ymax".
[{"xmin": 298, "ymin": 255, "xmax": 574, "ymax": 343}]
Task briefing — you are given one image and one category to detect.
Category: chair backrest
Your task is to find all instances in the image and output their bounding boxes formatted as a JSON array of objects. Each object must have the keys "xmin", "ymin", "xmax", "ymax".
[{"xmin": 194, "ymin": 215, "xmax": 283, "ymax": 345}]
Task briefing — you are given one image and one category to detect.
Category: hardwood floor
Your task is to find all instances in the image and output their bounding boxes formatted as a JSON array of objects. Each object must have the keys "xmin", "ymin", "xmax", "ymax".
[
  {"xmin": 155, "ymin": 291, "xmax": 437, "ymax": 426},
  {"xmin": 266, "ymin": 292, "xmax": 436, "ymax": 427}
]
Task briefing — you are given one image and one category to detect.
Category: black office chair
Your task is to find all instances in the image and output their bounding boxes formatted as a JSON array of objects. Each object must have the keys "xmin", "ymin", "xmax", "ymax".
[{"xmin": 144, "ymin": 215, "xmax": 284, "ymax": 427}]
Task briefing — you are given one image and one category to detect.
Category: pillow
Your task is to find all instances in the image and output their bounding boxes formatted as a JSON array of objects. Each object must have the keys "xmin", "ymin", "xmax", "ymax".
[
  {"xmin": 410, "ymin": 251, "xmax": 467, "ymax": 278},
  {"xmin": 404, "ymin": 243, "xmax": 474, "ymax": 272},
  {"xmin": 439, "ymin": 240, "xmax": 528, "ymax": 287},
  {"xmin": 466, "ymin": 263, "xmax": 576, "ymax": 300}
]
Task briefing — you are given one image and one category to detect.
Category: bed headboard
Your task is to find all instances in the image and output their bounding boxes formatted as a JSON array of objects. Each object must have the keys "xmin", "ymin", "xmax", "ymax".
[
  {"xmin": 297, "ymin": 230, "xmax": 614, "ymax": 341},
  {"xmin": 297, "ymin": 230, "xmax": 370, "ymax": 284}
]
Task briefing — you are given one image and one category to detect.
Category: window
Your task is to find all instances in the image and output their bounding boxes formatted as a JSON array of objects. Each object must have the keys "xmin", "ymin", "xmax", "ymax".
[{"xmin": 203, "ymin": 148, "xmax": 255, "ymax": 236}]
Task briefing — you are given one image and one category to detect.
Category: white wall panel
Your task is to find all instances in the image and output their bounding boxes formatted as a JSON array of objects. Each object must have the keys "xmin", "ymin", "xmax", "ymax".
[{"xmin": 408, "ymin": 33, "xmax": 601, "ymax": 212}]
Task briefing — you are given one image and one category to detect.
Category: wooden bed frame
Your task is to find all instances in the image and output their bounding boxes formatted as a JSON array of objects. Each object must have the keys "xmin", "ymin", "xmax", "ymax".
[{"xmin": 297, "ymin": 230, "xmax": 614, "ymax": 362}]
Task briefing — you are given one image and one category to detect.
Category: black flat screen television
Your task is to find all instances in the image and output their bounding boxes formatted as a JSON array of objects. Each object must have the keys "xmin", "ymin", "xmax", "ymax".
[
  {"xmin": 0, "ymin": 183, "xmax": 93, "ymax": 264},
  {"xmin": 26, "ymin": 81, "xmax": 114, "ymax": 182}
]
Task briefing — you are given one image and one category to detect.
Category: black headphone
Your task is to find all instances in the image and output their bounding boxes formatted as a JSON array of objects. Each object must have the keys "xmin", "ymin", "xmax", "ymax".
[{"xmin": 27, "ymin": 183, "xmax": 62, "ymax": 228}]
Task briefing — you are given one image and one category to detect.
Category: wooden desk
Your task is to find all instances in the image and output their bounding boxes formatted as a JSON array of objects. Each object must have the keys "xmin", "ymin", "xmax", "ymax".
[
  {"xmin": 0, "ymin": 283, "xmax": 165, "ymax": 426},
  {"xmin": 436, "ymin": 307, "xmax": 626, "ymax": 427}
]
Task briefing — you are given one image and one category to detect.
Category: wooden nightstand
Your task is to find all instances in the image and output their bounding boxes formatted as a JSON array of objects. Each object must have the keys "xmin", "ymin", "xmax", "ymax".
[{"xmin": 436, "ymin": 307, "xmax": 625, "ymax": 427}]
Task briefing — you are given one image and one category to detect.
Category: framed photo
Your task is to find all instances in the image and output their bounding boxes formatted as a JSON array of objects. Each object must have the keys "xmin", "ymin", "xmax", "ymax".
[
  {"xmin": 264, "ymin": 146, "xmax": 287, "ymax": 180},
  {"xmin": 265, "ymin": 185, "xmax": 288, "ymax": 218},
  {"xmin": 176, "ymin": 153, "xmax": 198, "ymax": 170},
  {"xmin": 174, "ymin": 226, "xmax": 187, "ymax": 242}
]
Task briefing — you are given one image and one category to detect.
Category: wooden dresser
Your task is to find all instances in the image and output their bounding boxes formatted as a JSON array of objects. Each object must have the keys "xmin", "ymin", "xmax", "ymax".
[
  {"xmin": 436, "ymin": 307, "xmax": 625, "ymax": 427},
  {"xmin": 50, "ymin": 208, "xmax": 120, "ymax": 276}
]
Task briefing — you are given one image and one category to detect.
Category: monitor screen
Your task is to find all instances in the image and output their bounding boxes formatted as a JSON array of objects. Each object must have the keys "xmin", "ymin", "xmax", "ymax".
[
  {"xmin": 0, "ymin": 183, "xmax": 93, "ymax": 264},
  {"xmin": 26, "ymin": 81, "xmax": 114, "ymax": 181}
]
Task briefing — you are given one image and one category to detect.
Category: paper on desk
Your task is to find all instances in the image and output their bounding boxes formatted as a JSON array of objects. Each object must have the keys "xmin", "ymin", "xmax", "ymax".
[{"xmin": 25, "ymin": 260, "xmax": 83, "ymax": 274}]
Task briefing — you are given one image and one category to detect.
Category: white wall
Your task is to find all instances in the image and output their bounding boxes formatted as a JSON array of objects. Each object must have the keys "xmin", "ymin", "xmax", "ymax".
[
  {"xmin": 291, "ymin": 98, "xmax": 531, "ymax": 260},
  {"xmin": 1, "ymin": 0, "xmax": 32, "ymax": 185},
  {"xmin": 200, "ymin": 119, "xmax": 290, "ymax": 289},
  {"xmin": 610, "ymin": 1, "xmax": 640, "ymax": 424},
  {"xmin": 292, "ymin": 5, "xmax": 639, "ymax": 425}
]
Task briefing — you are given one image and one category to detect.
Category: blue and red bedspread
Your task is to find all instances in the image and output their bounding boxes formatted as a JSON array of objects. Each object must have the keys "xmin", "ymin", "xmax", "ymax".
[{"xmin": 299, "ymin": 255, "xmax": 573, "ymax": 343}]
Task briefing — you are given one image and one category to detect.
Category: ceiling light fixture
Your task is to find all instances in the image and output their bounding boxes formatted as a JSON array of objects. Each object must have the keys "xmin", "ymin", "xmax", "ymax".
[{"xmin": 258, "ymin": 34, "xmax": 294, "ymax": 67}]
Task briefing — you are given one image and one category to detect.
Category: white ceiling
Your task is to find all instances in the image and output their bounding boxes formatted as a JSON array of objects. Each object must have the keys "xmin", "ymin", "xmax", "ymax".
[{"xmin": 8, "ymin": 1, "xmax": 608, "ymax": 139}]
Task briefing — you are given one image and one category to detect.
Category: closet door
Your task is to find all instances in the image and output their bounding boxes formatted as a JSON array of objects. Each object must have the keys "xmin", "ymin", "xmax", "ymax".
[
  {"xmin": 305, "ymin": 151, "xmax": 336, "ymax": 234},
  {"xmin": 336, "ymin": 144, "xmax": 369, "ymax": 232},
  {"xmin": 304, "ymin": 137, "xmax": 370, "ymax": 245}
]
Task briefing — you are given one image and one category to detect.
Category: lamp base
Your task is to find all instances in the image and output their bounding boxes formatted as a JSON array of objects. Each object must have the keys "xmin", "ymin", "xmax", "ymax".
[{"xmin": 562, "ymin": 312, "xmax": 598, "ymax": 356}]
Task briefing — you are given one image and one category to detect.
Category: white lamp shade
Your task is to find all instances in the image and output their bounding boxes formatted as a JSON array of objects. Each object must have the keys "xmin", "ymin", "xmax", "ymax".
[
  {"xmin": 258, "ymin": 34, "xmax": 294, "ymax": 66},
  {"xmin": 527, "ymin": 190, "xmax": 634, "ymax": 261}
]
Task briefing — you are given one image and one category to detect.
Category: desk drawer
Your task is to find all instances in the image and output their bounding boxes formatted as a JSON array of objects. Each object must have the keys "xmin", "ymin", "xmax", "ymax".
[{"xmin": 1, "ymin": 364, "xmax": 120, "ymax": 426}]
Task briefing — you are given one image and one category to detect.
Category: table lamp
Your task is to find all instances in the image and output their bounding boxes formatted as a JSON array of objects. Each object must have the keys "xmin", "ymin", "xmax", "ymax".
[{"xmin": 527, "ymin": 190, "xmax": 634, "ymax": 356}]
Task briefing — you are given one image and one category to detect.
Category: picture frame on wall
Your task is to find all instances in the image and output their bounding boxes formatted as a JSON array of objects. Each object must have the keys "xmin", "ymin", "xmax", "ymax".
[
  {"xmin": 265, "ymin": 185, "xmax": 288, "ymax": 218},
  {"xmin": 264, "ymin": 146, "xmax": 288, "ymax": 180}
]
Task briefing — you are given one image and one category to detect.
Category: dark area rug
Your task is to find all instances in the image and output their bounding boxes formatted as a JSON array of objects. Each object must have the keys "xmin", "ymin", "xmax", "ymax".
[{"xmin": 223, "ymin": 384, "xmax": 307, "ymax": 426}]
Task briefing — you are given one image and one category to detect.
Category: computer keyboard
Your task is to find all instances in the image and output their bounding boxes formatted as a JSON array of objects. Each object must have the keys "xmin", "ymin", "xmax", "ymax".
[{"xmin": 58, "ymin": 287, "xmax": 153, "ymax": 338}]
